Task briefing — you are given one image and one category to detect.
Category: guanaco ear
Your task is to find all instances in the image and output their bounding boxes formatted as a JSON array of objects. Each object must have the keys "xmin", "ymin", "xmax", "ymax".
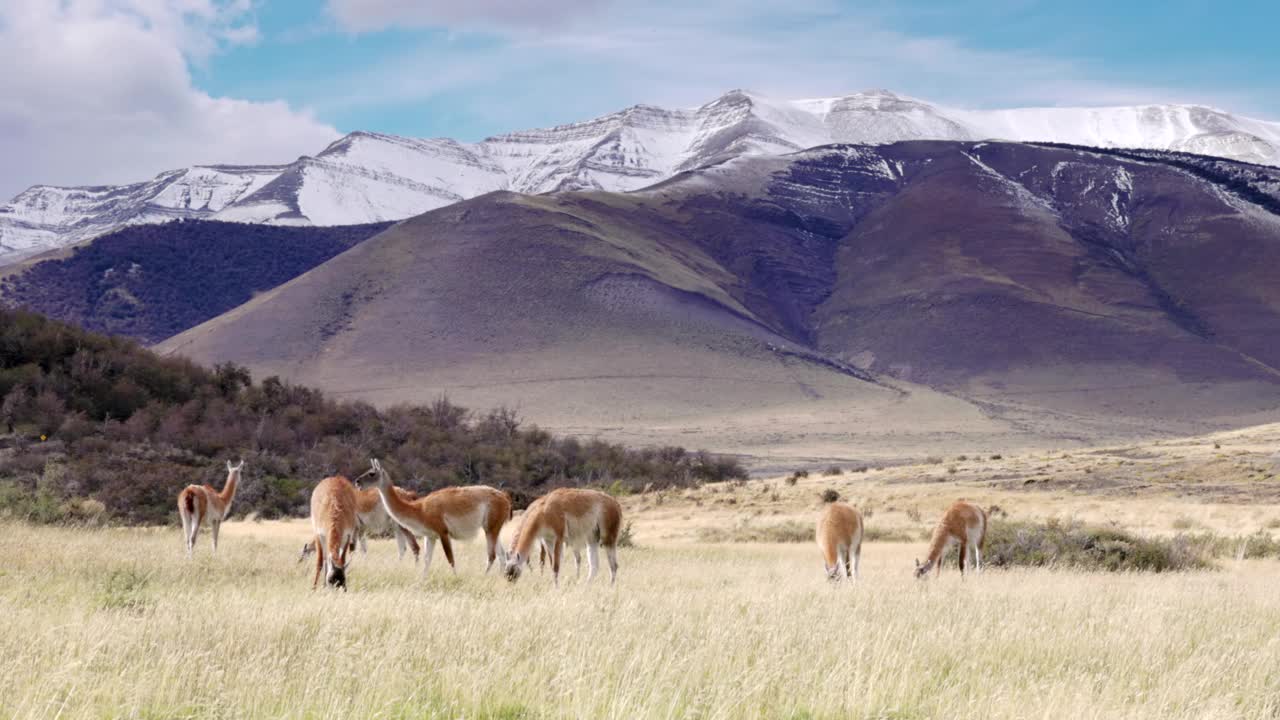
[
  {"xmin": 226, "ymin": 460, "xmax": 233, "ymax": 472},
  {"xmin": 235, "ymin": 459, "xmax": 245, "ymax": 471}
]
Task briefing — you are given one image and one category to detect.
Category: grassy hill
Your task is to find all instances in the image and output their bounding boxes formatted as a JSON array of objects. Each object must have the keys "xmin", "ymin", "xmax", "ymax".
[{"xmin": 159, "ymin": 141, "xmax": 1280, "ymax": 459}]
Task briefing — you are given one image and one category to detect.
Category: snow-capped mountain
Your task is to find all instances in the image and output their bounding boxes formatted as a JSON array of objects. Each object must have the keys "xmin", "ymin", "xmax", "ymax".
[{"xmin": 4, "ymin": 89, "xmax": 1280, "ymax": 265}]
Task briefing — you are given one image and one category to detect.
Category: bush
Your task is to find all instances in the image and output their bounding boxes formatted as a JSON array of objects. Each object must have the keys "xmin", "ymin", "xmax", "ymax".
[
  {"xmin": 983, "ymin": 519, "xmax": 1213, "ymax": 572},
  {"xmin": 822, "ymin": 465, "xmax": 843, "ymax": 476},
  {"xmin": 616, "ymin": 521, "xmax": 636, "ymax": 548},
  {"xmin": 820, "ymin": 488, "xmax": 840, "ymax": 503}
]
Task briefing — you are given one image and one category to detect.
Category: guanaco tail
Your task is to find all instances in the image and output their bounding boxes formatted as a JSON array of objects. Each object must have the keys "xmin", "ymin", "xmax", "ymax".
[
  {"xmin": 915, "ymin": 501, "xmax": 988, "ymax": 579},
  {"xmin": 504, "ymin": 488, "xmax": 622, "ymax": 586},
  {"xmin": 177, "ymin": 460, "xmax": 244, "ymax": 557},
  {"xmin": 310, "ymin": 475, "xmax": 359, "ymax": 590},
  {"xmin": 357, "ymin": 459, "xmax": 512, "ymax": 576},
  {"xmin": 816, "ymin": 499, "xmax": 864, "ymax": 582},
  {"xmin": 298, "ymin": 485, "xmax": 421, "ymax": 564}
]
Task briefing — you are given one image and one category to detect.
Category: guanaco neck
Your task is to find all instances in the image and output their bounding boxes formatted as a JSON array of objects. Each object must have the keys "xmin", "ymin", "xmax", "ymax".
[
  {"xmin": 919, "ymin": 525, "xmax": 952, "ymax": 572},
  {"xmin": 374, "ymin": 470, "xmax": 419, "ymax": 523},
  {"xmin": 218, "ymin": 469, "xmax": 241, "ymax": 513},
  {"xmin": 513, "ymin": 511, "xmax": 545, "ymax": 559}
]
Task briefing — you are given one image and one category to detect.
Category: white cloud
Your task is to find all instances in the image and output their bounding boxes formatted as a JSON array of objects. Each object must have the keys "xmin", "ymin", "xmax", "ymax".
[
  {"xmin": 0, "ymin": 1, "xmax": 339, "ymax": 201},
  {"xmin": 326, "ymin": 0, "xmax": 605, "ymax": 33},
  {"xmin": 316, "ymin": 0, "xmax": 1265, "ymax": 131}
]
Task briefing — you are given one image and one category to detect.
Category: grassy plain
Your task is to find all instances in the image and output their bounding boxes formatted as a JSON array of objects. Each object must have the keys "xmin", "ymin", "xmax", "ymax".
[{"xmin": 4, "ymin": 424, "xmax": 1280, "ymax": 719}]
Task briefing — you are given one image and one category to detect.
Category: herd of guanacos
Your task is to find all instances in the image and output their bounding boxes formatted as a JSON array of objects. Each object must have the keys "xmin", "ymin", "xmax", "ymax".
[{"xmin": 176, "ymin": 459, "xmax": 990, "ymax": 589}]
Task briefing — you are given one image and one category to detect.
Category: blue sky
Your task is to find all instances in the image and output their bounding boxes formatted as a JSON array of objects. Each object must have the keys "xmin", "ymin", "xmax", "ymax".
[
  {"xmin": 195, "ymin": 0, "xmax": 1280, "ymax": 142},
  {"xmin": 1, "ymin": 0, "xmax": 1276, "ymax": 199}
]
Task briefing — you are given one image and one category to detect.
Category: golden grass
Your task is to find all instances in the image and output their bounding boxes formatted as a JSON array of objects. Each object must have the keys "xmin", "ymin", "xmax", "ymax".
[{"xmin": 3, "ymin": 521, "xmax": 1280, "ymax": 719}]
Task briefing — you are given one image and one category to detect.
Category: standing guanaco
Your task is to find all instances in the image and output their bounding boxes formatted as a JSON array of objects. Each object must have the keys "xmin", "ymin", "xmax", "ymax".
[
  {"xmin": 298, "ymin": 485, "xmax": 421, "ymax": 563},
  {"xmin": 177, "ymin": 460, "xmax": 244, "ymax": 557},
  {"xmin": 816, "ymin": 499, "xmax": 864, "ymax": 582},
  {"xmin": 914, "ymin": 501, "xmax": 988, "ymax": 579},
  {"xmin": 358, "ymin": 459, "xmax": 512, "ymax": 576},
  {"xmin": 310, "ymin": 475, "xmax": 359, "ymax": 589},
  {"xmin": 503, "ymin": 488, "xmax": 622, "ymax": 586}
]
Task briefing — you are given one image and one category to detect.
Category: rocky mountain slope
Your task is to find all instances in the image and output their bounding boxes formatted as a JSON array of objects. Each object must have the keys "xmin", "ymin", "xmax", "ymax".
[
  {"xmin": 5, "ymin": 89, "xmax": 1278, "ymax": 265},
  {"xmin": 156, "ymin": 140, "xmax": 1280, "ymax": 456}
]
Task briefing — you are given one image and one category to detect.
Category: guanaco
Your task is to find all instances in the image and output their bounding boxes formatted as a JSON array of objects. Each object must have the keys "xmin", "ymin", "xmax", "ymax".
[
  {"xmin": 177, "ymin": 460, "xmax": 244, "ymax": 557},
  {"xmin": 914, "ymin": 501, "xmax": 988, "ymax": 579},
  {"xmin": 516, "ymin": 495, "xmax": 582, "ymax": 576},
  {"xmin": 358, "ymin": 459, "xmax": 512, "ymax": 576},
  {"xmin": 816, "ymin": 499, "xmax": 864, "ymax": 582},
  {"xmin": 504, "ymin": 488, "xmax": 622, "ymax": 586},
  {"xmin": 298, "ymin": 485, "xmax": 421, "ymax": 563},
  {"xmin": 310, "ymin": 475, "xmax": 359, "ymax": 589}
]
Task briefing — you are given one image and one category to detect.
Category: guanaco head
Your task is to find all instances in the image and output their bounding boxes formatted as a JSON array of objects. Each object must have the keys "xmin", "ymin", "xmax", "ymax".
[
  {"xmin": 327, "ymin": 564, "xmax": 347, "ymax": 589},
  {"xmin": 355, "ymin": 458, "xmax": 389, "ymax": 490},
  {"xmin": 328, "ymin": 541, "xmax": 349, "ymax": 590},
  {"xmin": 504, "ymin": 553, "xmax": 525, "ymax": 583},
  {"xmin": 226, "ymin": 459, "xmax": 244, "ymax": 479}
]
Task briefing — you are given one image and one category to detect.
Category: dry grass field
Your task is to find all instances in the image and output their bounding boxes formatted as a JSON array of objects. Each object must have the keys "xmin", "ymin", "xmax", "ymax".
[{"xmin": 3, "ymin": 424, "xmax": 1280, "ymax": 719}]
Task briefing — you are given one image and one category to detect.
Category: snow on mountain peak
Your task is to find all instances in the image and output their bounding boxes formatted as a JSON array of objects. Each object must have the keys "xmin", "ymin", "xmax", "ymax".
[{"xmin": 4, "ymin": 89, "xmax": 1279, "ymax": 265}]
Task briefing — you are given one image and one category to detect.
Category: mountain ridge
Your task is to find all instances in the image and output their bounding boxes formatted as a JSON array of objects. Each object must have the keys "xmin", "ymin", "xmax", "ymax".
[{"xmin": 4, "ymin": 89, "xmax": 1280, "ymax": 264}]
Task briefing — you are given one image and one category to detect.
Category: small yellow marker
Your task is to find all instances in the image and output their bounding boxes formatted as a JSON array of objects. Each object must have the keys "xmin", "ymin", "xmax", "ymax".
[{"xmin": 40, "ymin": 435, "xmax": 47, "ymax": 442}]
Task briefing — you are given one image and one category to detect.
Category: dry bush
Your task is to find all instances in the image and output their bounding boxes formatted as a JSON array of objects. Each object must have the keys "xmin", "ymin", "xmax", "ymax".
[{"xmin": 983, "ymin": 519, "xmax": 1213, "ymax": 572}]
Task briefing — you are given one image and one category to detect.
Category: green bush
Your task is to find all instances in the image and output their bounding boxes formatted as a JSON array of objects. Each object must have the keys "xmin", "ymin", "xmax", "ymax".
[{"xmin": 983, "ymin": 519, "xmax": 1213, "ymax": 572}]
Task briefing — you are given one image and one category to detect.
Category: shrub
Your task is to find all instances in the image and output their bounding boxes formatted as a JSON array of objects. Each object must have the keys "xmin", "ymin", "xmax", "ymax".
[
  {"xmin": 616, "ymin": 521, "xmax": 636, "ymax": 548},
  {"xmin": 820, "ymin": 488, "xmax": 840, "ymax": 503},
  {"xmin": 983, "ymin": 519, "xmax": 1213, "ymax": 572},
  {"xmin": 822, "ymin": 465, "xmax": 843, "ymax": 476}
]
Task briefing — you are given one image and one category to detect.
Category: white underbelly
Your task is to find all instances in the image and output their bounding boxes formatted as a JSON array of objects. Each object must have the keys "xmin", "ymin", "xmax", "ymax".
[{"xmin": 444, "ymin": 503, "xmax": 487, "ymax": 540}]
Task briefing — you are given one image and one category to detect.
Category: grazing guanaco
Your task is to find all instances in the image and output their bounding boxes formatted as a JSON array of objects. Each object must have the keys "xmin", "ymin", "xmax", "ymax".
[
  {"xmin": 298, "ymin": 485, "xmax": 421, "ymax": 563},
  {"xmin": 310, "ymin": 475, "xmax": 359, "ymax": 590},
  {"xmin": 515, "ymin": 496, "xmax": 582, "ymax": 576},
  {"xmin": 177, "ymin": 460, "xmax": 244, "ymax": 557},
  {"xmin": 816, "ymin": 499, "xmax": 864, "ymax": 582},
  {"xmin": 914, "ymin": 501, "xmax": 988, "ymax": 579},
  {"xmin": 358, "ymin": 459, "xmax": 512, "ymax": 576},
  {"xmin": 504, "ymin": 488, "xmax": 622, "ymax": 586}
]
